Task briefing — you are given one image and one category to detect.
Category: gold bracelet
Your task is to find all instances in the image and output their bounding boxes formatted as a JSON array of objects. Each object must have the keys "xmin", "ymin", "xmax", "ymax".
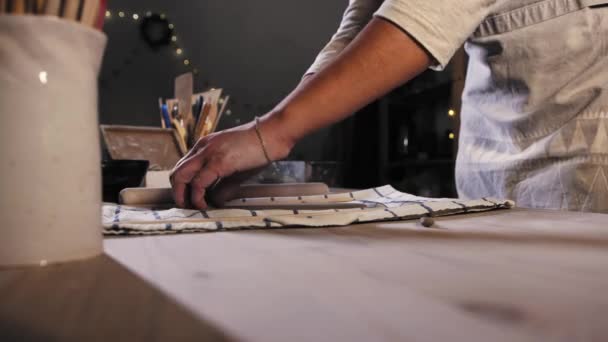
[{"xmin": 254, "ymin": 116, "xmax": 272, "ymax": 164}]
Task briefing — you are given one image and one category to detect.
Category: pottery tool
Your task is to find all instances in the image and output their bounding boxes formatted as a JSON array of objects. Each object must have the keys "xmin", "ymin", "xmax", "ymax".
[
  {"xmin": 118, "ymin": 183, "xmax": 358, "ymax": 210},
  {"xmin": 34, "ymin": 0, "xmax": 45, "ymax": 14},
  {"xmin": 200, "ymin": 88, "xmax": 223, "ymax": 137},
  {"xmin": 175, "ymin": 72, "xmax": 194, "ymax": 145},
  {"xmin": 212, "ymin": 95, "xmax": 230, "ymax": 133},
  {"xmin": 192, "ymin": 95, "xmax": 204, "ymax": 125},
  {"xmin": 12, "ymin": 0, "xmax": 25, "ymax": 14},
  {"xmin": 80, "ymin": 0, "xmax": 99, "ymax": 27},
  {"xmin": 171, "ymin": 119, "xmax": 188, "ymax": 153},
  {"xmin": 62, "ymin": 0, "xmax": 80, "ymax": 21},
  {"xmin": 194, "ymin": 101, "xmax": 212, "ymax": 141},
  {"xmin": 44, "ymin": 0, "xmax": 61, "ymax": 16}
]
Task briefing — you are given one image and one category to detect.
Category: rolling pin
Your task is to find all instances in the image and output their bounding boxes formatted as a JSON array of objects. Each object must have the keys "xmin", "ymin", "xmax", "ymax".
[{"xmin": 119, "ymin": 183, "xmax": 331, "ymax": 207}]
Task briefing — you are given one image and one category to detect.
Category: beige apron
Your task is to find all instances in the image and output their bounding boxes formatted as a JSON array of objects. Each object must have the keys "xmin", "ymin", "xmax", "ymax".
[{"xmin": 457, "ymin": 0, "xmax": 608, "ymax": 212}]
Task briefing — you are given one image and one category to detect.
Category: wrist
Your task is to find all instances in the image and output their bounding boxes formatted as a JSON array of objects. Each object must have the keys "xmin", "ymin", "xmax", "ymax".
[{"xmin": 257, "ymin": 110, "xmax": 296, "ymax": 161}]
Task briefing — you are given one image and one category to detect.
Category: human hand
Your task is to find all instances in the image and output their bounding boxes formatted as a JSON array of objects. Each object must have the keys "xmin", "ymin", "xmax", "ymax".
[{"xmin": 170, "ymin": 118, "xmax": 292, "ymax": 209}]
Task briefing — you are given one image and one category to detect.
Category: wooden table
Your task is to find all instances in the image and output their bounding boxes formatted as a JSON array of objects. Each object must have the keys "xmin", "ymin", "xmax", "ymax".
[{"xmin": 2, "ymin": 208, "xmax": 608, "ymax": 341}]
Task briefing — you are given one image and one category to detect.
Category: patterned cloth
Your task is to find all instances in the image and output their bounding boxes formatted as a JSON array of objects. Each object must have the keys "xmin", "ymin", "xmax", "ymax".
[{"xmin": 102, "ymin": 185, "xmax": 513, "ymax": 236}]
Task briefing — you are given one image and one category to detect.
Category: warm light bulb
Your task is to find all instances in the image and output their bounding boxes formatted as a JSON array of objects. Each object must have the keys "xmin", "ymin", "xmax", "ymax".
[
  {"xmin": 184, "ymin": 59, "xmax": 190, "ymax": 65},
  {"xmin": 449, "ymin": 133, "xmax": 455, "ymax": 139},
  {"xmin": 132, "ymin": 13, "xmax": 139, "ymax": 20},
  {"xmin": 171, "ymin": 35, "xmax": 177, "ymax": 42},
  {"xmin": 448, "ymin": 109, "xmax": 456, "ymax": 116},
  {"xmin": 118, "ymin": 11, "xmax": 125, "ymax": 17},
  {"xmin": 176, "ymin": 48, "xmax": 183, "ymax": 55},
  {"xmin": 105, "ymin": 10, "xmax": 111, "ymax": 18},
  {"xmin": 168, "ymin": 23, "xmax": 174, "ymax": 29}
]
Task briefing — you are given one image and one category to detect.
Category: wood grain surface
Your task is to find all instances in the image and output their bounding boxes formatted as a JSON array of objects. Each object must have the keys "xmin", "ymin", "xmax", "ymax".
[
  {"xmin": 0, "ymin": 255, "xmax": 233, "ymax": 341},
  {"xmin": 103, "ymin": 208, "xmax": 608, "ymax": 341},
  {"xmin": 2, "ymin": 208, "xmax": 608, "ymax": 341}
]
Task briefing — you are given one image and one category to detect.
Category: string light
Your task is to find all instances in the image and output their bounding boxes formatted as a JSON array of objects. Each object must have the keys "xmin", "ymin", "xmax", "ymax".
[
  {"xmin": 102, "ymin": 9, "xmax": 203, "ymax": 90},
  {"xmin": 448, "ymin": 109, "xmax": 456, "ymax": 117},
  {"xmin": 449, "ymin": 132, "xmax": 455, "ymax": 139}
]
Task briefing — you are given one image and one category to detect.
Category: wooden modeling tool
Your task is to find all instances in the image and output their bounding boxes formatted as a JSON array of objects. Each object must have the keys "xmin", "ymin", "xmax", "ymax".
[
  {"xmin": 175, "ymin": 72, "xmax": 194, "ymax": 145},
  {"xmin": 200, "ymin": 88, "xmax": 222, "ymax": 137},
  {"xmin": 62, "ymin": 0, "xmax": 80, "ymax": 20},
  {"xmin": 44, "ymin": 0, "xmax": 61, "ymax": 16},
  {"xmin": 118, "ymin": 183, "xmax": 359, "ymax": 210},
  {"xmin": 34, "ymin": 0, "xmax": 45, "ymax": 14},
  {"xmin": 12, "ymin": 0, "xmax": 25, "ymax": 14},
  {"xmin": 171, "ymin": 118, "xmax": 188, "ymax": 153},
  {"xmin": 194, "ymin": 101, "xmax": 211, "ymax": 141},
  {"xmin": 80, "ymin": 0, "xmax": 99, "ymax": 27},
  {"xmin": 212, "ymin": 95, "xmax": 230, "ymax": 133}
]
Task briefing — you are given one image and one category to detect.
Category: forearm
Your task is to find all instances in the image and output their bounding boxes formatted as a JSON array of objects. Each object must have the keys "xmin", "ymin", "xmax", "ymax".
[{"xmin": 261, "ymin": 17, "xmax": 431, "ymax": 157}]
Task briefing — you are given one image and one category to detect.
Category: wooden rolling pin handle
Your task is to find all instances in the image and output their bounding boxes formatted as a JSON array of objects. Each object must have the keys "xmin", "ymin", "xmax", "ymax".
[{"xmin": 119, "ymin": 183, "xmax": 330, "ymax": 208}]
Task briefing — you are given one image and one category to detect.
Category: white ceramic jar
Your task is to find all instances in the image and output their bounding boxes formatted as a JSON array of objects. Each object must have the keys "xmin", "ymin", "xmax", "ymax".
[{"xmin": 0, "ymin": 15, "xmax": 107, "ymax": 266}]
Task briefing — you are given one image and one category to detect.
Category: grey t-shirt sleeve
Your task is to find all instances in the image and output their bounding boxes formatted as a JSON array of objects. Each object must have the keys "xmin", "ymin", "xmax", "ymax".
[
  {"xmin": 306, "ymin": 0, "xmax": 498, "ymax": 75},
  {"xmin": 305, "ymin": 0, "xmax": 383, "ymax": 76},
  {"xmin": 375, "ymin": 0, "xmax": 498, "ymax": 70}
]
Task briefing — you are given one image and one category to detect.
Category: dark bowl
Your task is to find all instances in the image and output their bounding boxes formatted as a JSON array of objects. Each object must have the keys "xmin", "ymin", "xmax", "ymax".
[{"xmin": 102, "ymin": 160, "xmax": 150, "ymax": 203}]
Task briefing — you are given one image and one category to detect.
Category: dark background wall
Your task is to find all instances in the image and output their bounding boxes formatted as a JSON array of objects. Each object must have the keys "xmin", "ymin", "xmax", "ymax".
[{"xmin": 99, "ymin": 0, "xmax": 346, "ymax": 161}]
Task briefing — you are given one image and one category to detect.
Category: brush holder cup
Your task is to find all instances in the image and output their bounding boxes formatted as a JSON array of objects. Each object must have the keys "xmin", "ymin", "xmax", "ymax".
[{"xmin": 0, "ymin": 15, "xmax": 107, "ymax": 267}]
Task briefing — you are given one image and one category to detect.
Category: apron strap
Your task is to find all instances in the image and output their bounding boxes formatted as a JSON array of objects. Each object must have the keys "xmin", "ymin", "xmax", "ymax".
[{"xmin": 581, "ymin": 0, "xmax": 608, "ymax": 7}]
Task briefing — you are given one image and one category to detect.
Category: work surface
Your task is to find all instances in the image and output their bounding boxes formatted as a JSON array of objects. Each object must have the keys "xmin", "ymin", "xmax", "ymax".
[{"xmin": 2, "ymin": 208, "xmax": 608, "ymax": 341}]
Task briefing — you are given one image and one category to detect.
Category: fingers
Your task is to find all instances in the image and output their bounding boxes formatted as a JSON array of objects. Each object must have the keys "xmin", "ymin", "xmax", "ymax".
[
  {"xmin": 170, "ymin": 149, "xmax": 206, "ymax": 208},
  {"xmin": 190, "ymin": 162, "xmax": 222, "ymax": 209},
  {"xmin": 173, "ymin": 136, "xmax": 209, "ymax": 171},
  {"xmin": 207, "ymin": 167, "xmax": 266, "ymax": 207}
]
